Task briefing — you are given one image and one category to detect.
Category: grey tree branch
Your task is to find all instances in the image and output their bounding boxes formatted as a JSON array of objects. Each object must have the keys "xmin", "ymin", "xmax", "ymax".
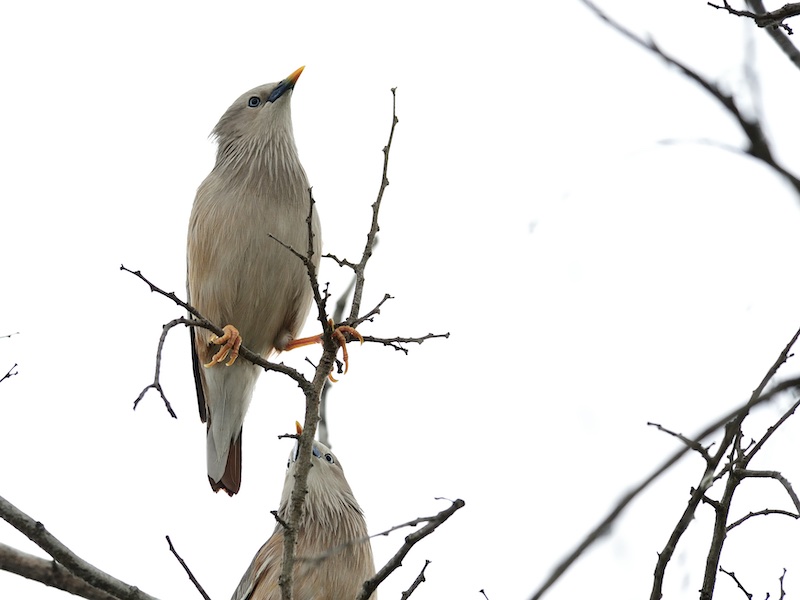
[
  {"xmin": 0, "ymin": 363, "xmax": 18, "ymax": 384},
  {"xmin": 0, "ymin": 542, "xmax": 120, "ymax": 600},
  {"xmin": 346, "ymin": 88, "xmax": 398, "ymax": 325},
  {"xmin": 709, "ymin": 0, "xmax": 800, "ymax": 34},
  {"xmin": 580, "ymin": 0, "xmax": 800, "ymax": 197},
  {"xmin": 0, "ymin": 495, "xmax": 161, "ymax": 600},
  {"xmin": 400, "ymin": 560, "xmax": 431, "ymax": 600},
  {"xmin": 165, "ymin": 536, "xmax": 211, "ymax": 600},
  {"xmin": 355, "ymin": 498, "xmax": 465, "ymax": 600},
  {"xmin": 745, "ymin": 0, "xmax": 800, "ymax": 68},
  {"xmin": 718, "ymin": 566, "xmax": 752, "ymax": 599},
  {"xmin": 528, "ymin": 321, "xmax": 800, "ymax": 600}
]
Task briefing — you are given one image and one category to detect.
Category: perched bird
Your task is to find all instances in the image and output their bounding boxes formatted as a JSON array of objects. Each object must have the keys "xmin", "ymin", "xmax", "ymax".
[
  {"xmin": 187, "ymin": 66, "xmax": 321, "ymax": 495},
  {"xmin": 230, "ymin": 424, "xmax": 376, "ymax": 600}
]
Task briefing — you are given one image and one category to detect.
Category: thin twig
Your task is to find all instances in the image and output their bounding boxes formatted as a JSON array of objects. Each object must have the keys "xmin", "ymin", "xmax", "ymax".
[
  {"xmin": 709, "ymin": 0, "xmax": 800, "ymax": 34},
  {"xmin": 318, "ymin": 273, "xmax": 358, "ymax": 448},
  {"xmin": 355, "ymin": 499, "xmax": 465, "ymax": 600},
  {"xmin": 361, "ymin": 333, "xmax": 451, "ymax": 355},
  {"xmin": 400, "ymin": 560, "xmax": 431, "ymax": 600},
  {"xmin": 0, "ymin": 363, "xmax": 18, "ymax": 385},
  {"xmin": 580, "ymin": 0, "xmax": 800, "ymax": 196},
  {"xmin": 528, "ymin": 322, "xmax": 800, "ymax": 600},
  {"xmin": 647, "ymin": 421, "xmax": 712, "ymax": 462},
  {"xmin": 733, "ymin": 469, "xmax": 800, "ymax": 512},
  {"xmin": 347, "ymin": 88, "xmax": 399, "ymax": 323},
  {"xmin": 121, "ymin": 266, "xmax": 315, "ymax": 399},
  {"xmin": 745, "ymin": 0, "xmax": 800, "ymax": 68},
  {"xmin": 297, "ymin": 504, "xmax": 466, "ymax": 566},
  {"xmin": 719, "ymin": 566, "xmax": 753, "ymax": 599},
  {"xmin": 726, "ymin": 508, "xmax": 800, "ymax": 532},
  {"xmin": 165, "ymin": 536, "xmax": 211, "ymax": 600}
]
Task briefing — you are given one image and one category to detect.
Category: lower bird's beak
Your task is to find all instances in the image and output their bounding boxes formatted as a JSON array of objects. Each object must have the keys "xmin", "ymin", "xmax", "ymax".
[{"xmin": 267, "ymin": 66, "xmax": 305, "ymax": 103}]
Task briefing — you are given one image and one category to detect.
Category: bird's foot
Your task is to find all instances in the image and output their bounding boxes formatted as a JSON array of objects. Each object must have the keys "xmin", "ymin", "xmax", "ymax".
[
  {"xmin": 329, "ymin": 321, "xmax": 363, "ymax": 382},
  {"xmin": 204, "ymin": 324, "xmax": 242, "ymax": 367},
  {"xmin": 284, "ymin": 319, "xmax": 363, "ymax": 382}
]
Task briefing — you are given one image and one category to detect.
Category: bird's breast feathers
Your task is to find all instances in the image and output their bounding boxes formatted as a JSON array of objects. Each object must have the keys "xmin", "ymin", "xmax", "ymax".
[{"xmin": 187, "ymin": 173, "xmax": 321, "ymax": 355}]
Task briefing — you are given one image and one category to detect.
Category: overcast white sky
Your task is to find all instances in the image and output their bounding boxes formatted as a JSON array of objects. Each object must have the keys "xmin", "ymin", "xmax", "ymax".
[{"xmin": 2, "ymin": 1, "xmax": 800, "ymax": 599}]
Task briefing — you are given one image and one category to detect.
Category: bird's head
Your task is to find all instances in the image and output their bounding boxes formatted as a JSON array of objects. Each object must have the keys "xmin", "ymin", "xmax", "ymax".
[
  {"xmin": 281, "ymin": 422, "xmax": 364, "ymax": 525},
  {"xmin": 212, "ymin": 66, "xmax": 304, "ymax": 145}
]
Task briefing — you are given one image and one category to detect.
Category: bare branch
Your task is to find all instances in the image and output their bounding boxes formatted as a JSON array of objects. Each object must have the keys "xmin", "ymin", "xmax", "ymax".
[
  {"xmin": 709, "ymin": 0, "xmax": 800, "ymax": 34},
  {"xmin": 355, "ymin": 498, "xmax": 465, "ymax": 600},
  {"xmin": 0, "ymin": 495, "xmax": 161, "ymax": 600},
  {"xmin": 647, "ymin": 421, "xmax": 712, "ymax": 462},
  {"xmin": 356, "ymin": 499, "xmax": 464, "ymax": 600},
  {"xmin": 779, "ymin": 567, "xmax": 787, "ymax": 599},
  {"xmin": 277, "ymin": 190, "xmax": 336, "ymax": 600},
  {"xmin": 297, "ymin": 503, "xmax": 466, "ymax": 568},
  {"xmin": 718, "ymin": 566, "xmax": 753, "ymax": 599},
  {"xmin": 726, "ymin": 508, "xmax": 800, "ymax": 532},
  {"xmin": 350, "ymin": 293, "xmax": 393, "ymax": 329},
  {"xmin": 744, "ymin": 0, "xmax": 800, "ymax": 69},
  {"xmin": 733, "ymin": 469, "xmax": 800, "ymax": 512},
  {"xmin": 400, "ymin": 560, "xmax": 431, "ymax": 600},
  {"xmin": 347, "ymin": 88, "xmax": 399, "ymax": 324},
  {"xmin": 318, "ymin": 273, "xmax": 358, "ymax": 448},
  {"xmin": 165, "ymin": 536, "xmax": 211, "ymax": 600},
  {"xmin": 0, "ymin": 542, "xmax": 120, "ymax": 600},
  {"xmin": 1, "ymin": 363, "xmax": 18, "ymax": 385},
  {"xmin": 580, "ymin": 0, "xmax": 800, "ymax": 196},
  {"xmin": 121, "ymin": 265, "xmax": 315, "ymax": 399},
  {"xmin": 529, "ymin": 322, "xmax": 800, "ymax": 600},
  {"xmin": 133, "ymin": 318, "xmax": 196, "ymax": 417},
  {"xmin": 361, "ymin": 333, "xmax": 451, "ymax": 355}
]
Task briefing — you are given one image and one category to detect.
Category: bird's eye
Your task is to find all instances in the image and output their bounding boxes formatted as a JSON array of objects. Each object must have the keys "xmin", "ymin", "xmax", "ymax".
[
  {"xmin": 247, "ymin": 96, "xmax": 261, "ymax": 108},
  {"xmin": 324, "ymin": 453, "xmax": 334, "ymax": 464}
]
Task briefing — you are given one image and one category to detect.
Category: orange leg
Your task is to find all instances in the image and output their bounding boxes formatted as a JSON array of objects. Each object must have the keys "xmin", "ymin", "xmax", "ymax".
[
  {"xmin": 204, "ymin": 324, "xmax": 242, "ymax": 367},
  {"xmin": 285, "ymin": 319, "xmax": 363, "ymax": 381}
]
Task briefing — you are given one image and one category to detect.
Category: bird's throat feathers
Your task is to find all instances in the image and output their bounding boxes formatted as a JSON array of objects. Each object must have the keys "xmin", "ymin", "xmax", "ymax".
[{"xmin": 214, "ymin": 128, "xmax": 304, "ymax": 189}]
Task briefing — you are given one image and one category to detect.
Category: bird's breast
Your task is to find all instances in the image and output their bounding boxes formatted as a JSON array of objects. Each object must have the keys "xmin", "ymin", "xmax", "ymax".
[{"xmin": 187, "ymin": 170, "xmax": 322, "ymax": 356}]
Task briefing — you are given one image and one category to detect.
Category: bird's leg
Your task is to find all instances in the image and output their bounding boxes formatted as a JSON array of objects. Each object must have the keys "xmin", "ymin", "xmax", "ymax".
[
  {"xmin": 285, "ymin": 319, "xmax": 363, "ymax": 381},
  {"xmin": 205, "ymin": 324, "xmax": 242, "ymax": 367}
]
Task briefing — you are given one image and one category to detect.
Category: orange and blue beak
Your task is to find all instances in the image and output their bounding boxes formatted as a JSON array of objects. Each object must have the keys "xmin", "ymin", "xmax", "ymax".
[{"xmin": 268, "ymin": 66, "xmax": 305, "ymax": 103}]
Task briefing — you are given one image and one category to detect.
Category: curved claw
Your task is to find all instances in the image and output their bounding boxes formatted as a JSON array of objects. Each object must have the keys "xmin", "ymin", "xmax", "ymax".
[
  {"xmin": 204, "ymin": 324, "xmax": 242, "ymax": 367},
  {"xmin": 329, "ymin": 319, "xmax": 363, "ymax": 376}
]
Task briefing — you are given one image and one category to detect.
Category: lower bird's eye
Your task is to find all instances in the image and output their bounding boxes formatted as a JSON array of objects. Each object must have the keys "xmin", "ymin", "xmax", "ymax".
[
  {"xmin": 324, "ymin": 453, "xmax": 334, "ymax": 464},
  {"xmin": 248, "ymin": 96, "xmax": 261, "ymax": 107}
]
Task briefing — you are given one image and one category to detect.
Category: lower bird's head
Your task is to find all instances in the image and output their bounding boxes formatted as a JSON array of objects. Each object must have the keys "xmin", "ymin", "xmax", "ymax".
[{"xmin": 281, "ymin": 422, "xmax": 365, "ymax": 526}]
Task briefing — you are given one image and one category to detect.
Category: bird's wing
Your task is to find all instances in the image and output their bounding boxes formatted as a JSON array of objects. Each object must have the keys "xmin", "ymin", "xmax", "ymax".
[
  {"xmin": 230, "ymin": 531, "xmax": 282, "ymax": 600},
  {"xmin": 186, "ymin": 283, "xmax": 208, "ymax": 423},
  {"xmin": 191, "ymin": 330, "xmax": 208, "ymax": 423}
]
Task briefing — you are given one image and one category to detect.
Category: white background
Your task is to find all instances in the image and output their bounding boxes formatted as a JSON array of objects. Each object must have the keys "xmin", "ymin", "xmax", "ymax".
[{"xmin": 2, "ymin": 1, "xmax": 800, "ymax": 599}]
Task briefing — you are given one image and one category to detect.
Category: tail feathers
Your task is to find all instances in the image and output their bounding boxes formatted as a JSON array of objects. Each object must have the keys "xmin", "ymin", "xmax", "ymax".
[
  {"xmin": 203, "ymin": 360, "xmax": 258, "ymax": 495},
  {"xmin": 209, "ymin": 428, "xmax": 242, "ymax": 495}
]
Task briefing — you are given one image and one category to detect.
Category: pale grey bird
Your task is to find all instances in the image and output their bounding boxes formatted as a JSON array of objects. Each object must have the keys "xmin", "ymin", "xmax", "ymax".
[
  {"xmin": 230, "ymin": 424, "xmax": 376, "ymax": 600},
  {"xmin": 187, "ymin": 66, "xmax": 321, "ymax": 495}
]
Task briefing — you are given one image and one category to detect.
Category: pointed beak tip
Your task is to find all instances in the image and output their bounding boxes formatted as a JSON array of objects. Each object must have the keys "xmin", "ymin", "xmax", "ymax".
[{"xmin": 288, "ymin": 65, "xmax": 305, "ymax": 84}]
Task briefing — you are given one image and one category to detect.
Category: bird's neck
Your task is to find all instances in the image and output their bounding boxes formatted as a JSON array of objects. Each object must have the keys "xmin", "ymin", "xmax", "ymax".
[
  {"xmin": 213, "ymin": 128, "xmax": 306, "ymax": 196},
  {"xmin": 280, "ymin": 490, "xmax": 368, "ymax": 549}
]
